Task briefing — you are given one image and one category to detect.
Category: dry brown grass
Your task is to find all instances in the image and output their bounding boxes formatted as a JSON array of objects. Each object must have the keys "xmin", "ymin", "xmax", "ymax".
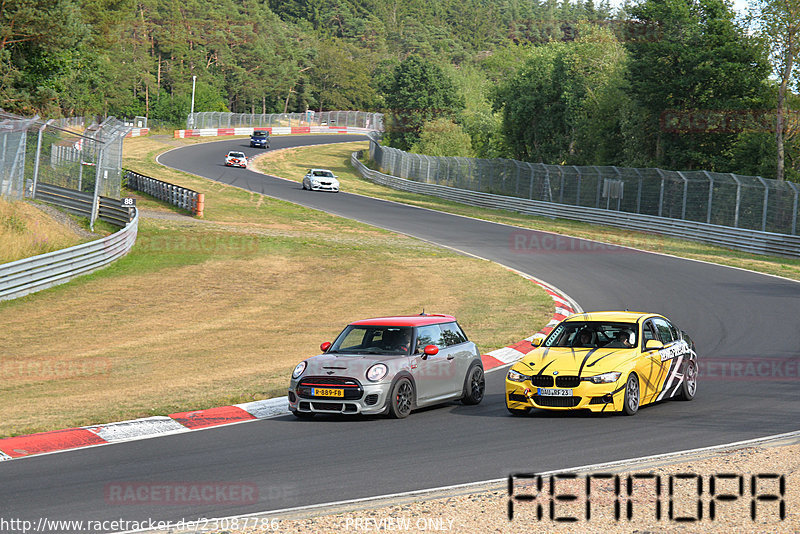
[
  {"xmin": 2, "ymin": 134, "xmax": 554, "ymax": 440},
  {"xmin": 0, "ymin": 230, "xmax": 551, "ymax": 436},
  {"xmin": 0, "ymin": 197, "xmax": 85, "ymax": 263}
]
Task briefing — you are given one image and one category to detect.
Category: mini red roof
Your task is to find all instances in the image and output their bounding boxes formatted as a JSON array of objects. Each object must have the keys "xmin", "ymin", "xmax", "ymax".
[{"xmin": 350, "ymin": 314, "xmax": 456, "ymax": 327}]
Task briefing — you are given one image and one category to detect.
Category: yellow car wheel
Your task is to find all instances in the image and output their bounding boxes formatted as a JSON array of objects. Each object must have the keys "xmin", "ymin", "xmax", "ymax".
[
  {"xmin": 622, "ymin": 373, "xmax": 640, "ymax": 416},
  {"xmin": 677, "ymin": 360, "xmax": 697, "ymax": 401}
]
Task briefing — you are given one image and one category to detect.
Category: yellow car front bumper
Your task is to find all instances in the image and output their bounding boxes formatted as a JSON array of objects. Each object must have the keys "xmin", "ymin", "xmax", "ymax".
[{"xmin": 505, "ymin": 377, "xmax": 627, "ymax": 413}]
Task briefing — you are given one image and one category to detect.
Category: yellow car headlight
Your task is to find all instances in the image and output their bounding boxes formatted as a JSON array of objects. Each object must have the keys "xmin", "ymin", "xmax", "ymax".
[
  {"xmin": 587, "ymin": 371, "xmax": 622, "ymax": 384},
  {"xmin": 507, "ymin": 369, "xmax": 530, "ymax": 382}
]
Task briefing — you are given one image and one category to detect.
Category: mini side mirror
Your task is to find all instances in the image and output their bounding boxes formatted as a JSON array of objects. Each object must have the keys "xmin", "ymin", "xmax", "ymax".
[
  {"xmin": 645, "ymin": 339, "xmax": 664, "ymax": 351},
  {"xmin": 423, "ymin": 345, "xmax": 439, "ymax": 357},
  {"xmin": 320, "ymin": 341, "xmax": 332, "ymax": 352}
]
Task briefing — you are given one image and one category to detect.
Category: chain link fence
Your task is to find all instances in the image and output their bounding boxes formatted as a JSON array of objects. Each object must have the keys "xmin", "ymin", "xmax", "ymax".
[
  {"xmin": 0, "ymin": 114, "xmax": 38, "ymax": 200},
  {"xmin": 367, "ymin": 135, "xmax": 800, "ymax": 236},
  {"xmin": 188, "ymin": 110, "xmax": 384, "ymax": 131},
  {"xmin": 0, "ymin": 111, "xmax": 131, "ymax": 228}
]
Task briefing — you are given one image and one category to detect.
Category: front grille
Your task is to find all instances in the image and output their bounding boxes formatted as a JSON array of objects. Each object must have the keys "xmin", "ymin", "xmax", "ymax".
[
  {"xmin": 365, "ymin": 394, "xmax": 379, "ymax": 405},
  {"xmin": 297, "ymin": 376, "xmax": 363, "ymax": 400},
  {"xmin": 508, "ymin": 393, "xmax": 529, "ymax": 403},
  {"xmin": 302, "ymin": 376, "xmax": 357, "ymax": 386},
  {"xmin": 529, "ymin": 375, "xmax": 553, "ymax": 387},
  {"xmin": 311, "ymin": 402, "xmax": 343, "ymax": 411},
  {"xmin": 532, "ymin": 395, "xmax": 582, "ymax": 408},
  {"xmin": 555, "ymin": 376, "xmax": 581, "ymax": 388},
  {"xmin": 309, "ymin": 402, "xmax": 358, "ymax": 413}
]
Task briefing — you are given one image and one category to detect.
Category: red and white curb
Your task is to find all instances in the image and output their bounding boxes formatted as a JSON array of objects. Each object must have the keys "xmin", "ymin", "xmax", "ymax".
[
  {"xmin": 0, "ymin": 398, "xmax": 288, "ymax": 461},
  {"xmin": 0, "ymin": 275, "xmax": 579, "ymax": 461},
  {"xmin": 481, "ymin": 270, "xmax": 580, "ymax": 371}
]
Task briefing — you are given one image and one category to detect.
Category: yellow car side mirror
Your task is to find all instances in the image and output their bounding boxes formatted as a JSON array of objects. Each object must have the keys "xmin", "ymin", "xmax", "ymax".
[{"xmin": 645, "ymin": 339, "xmax": 664, "ymax": 351}]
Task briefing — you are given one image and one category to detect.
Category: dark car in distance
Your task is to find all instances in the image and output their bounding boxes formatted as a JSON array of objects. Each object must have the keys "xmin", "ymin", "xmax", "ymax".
[{"xmin": 250, "ymin": 130, "xmax": 270, "ymax": 148}]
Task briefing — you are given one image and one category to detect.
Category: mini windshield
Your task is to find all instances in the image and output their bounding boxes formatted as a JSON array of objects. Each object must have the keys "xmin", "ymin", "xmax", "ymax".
[
  {"xmin": 330, "ymin": 325, "xmax": 412, "ymax": 356},
  {"xmin": 544, "ymin": 321, "xmax": 638, "ymax": 349}
]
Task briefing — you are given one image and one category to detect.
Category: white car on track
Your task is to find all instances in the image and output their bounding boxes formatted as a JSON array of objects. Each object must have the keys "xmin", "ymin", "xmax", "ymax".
[
  {"xmin": 302, "ymin": 169, "xmax": 340, "ymax": 192},
  {"xmin": 225, "ymin": 151, "xmax": 248, "ymax": 168}
]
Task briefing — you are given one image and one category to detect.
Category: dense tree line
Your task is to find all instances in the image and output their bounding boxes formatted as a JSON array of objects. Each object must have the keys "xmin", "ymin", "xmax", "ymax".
[
  {"xmin": 1, "ymin": 0, "xmax": 607, "ymax": 119},
  {"xmin": 0, "ymin": 0, "xmax": 796, "ymax": 179}
]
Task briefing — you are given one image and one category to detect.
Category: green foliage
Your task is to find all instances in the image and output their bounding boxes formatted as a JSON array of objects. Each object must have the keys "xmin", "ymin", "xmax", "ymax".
[
  {"xmin": 0, "ymin": 0, "xmax": 790, "ymax": 181},
  {"xmin": 492, "ymin": 25, "xmax": 632, "ymax": 165},
  {"xmin": 307, "ymin": 39, "xmax": 378, "ymax": 111},
  {"xmin": 624, "ymin": 0, "xmax": 772, "ymax": 171},
  {"xmin": 384, "ymin": 56, "xmax": 464, "ymax": 151},
  {"xmin": 491, "ymin": 1, "xmax": 783, "ymax": 177},
  {"xmin": 151, "ymin": 83, "xmax": 228, "ymax": 126},
  {"xmin": 410, "ymin": 119, "xmax": 474, "ymax": 157}
]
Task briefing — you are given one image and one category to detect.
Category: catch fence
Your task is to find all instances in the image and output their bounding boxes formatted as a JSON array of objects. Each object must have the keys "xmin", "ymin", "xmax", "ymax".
[
  {"xmin": 368, "ymin": 135, "xmax": 799, "ymax": 236},
  {"xmin": 0, "ymin": 112, "xmax": 131, "ymax": 228},
  {"xmin": 188, "ymin": 111, "xmax": 383, "ymax": 131}
]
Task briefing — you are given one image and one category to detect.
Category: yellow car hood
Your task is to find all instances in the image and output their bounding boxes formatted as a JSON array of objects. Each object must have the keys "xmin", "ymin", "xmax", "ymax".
[{"xmin": 515, "ymin": 346, "xmax": 639, "ymax": 376}]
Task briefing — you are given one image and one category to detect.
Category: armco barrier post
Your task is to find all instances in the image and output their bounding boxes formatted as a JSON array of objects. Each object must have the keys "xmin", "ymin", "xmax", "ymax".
[{"xmin": 195, "ymin": 193, "xmax": 205, "ymax": 217}]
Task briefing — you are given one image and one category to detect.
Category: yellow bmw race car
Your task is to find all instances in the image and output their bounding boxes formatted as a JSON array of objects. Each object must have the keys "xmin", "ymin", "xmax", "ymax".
[{"xmin": 505, "ymin": 311, "xmax": 697, "ymax": 416}]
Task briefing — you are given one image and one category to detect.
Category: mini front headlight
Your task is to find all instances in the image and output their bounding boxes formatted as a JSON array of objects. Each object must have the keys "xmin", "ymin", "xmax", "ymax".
[
  {"xmin": 292, "ymin": 361, "xmax": 307, "ymax": 379},
  {"xmin": 366, "ymin": 363, "xmax": 388, "ymax": 382},
  {"xmin": 507, "ymin": 369, "xmax": 530, "ymax": 382},
  {"xmin": 588, "ymin": 371, "xmax": 622, "ymax": 384}
]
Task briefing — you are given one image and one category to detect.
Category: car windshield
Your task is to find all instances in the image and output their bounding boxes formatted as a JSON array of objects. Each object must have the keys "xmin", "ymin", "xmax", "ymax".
[
  {"xmin": 253, "ymin": 131, "xmax": 267, "ymax": 136},
  {"xmin": 313, "ymin": 170, "xmax": 334, "ymax": 177},
  {"xmin": 543, "ymin": 321, "xmax": 638, "ymax": 349},
  {"xmin": 330, "ymin": 325, "xmax": 412, "ymax": 356},
  {"xmin": 229, "ymin": 152, "xmax": 245, "ymax": 158}
]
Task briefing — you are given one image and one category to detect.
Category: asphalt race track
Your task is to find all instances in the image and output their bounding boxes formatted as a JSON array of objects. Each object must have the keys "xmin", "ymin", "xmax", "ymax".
[{"xmin": 3, "ymin": 135, "xmax": 799, "ymax": 532}]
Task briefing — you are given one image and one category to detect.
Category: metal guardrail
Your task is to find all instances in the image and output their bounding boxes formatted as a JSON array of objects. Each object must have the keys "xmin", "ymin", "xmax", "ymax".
[
  {"xmin": 34, "ymin": 183, "xmax": 93, "ymax": 218},
  {"xmin": 0, "ymin": 208, "xmax": 139, "ymax": 302},
  {"xmin": 351, "ymin": 153, "xmax": 800, "ymax": 259},
  {"xmin": 33, "ymin": 183, "xmax": 134, "ymax": 227},
  {"xmin": 124, "ymin": 170, "xmax": 204, "ymax": 216}
]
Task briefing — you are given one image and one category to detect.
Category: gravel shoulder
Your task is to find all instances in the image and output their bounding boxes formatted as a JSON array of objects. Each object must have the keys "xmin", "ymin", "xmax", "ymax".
[{"xmin": 192, "ymin": 432, "xmax": 800, "ymax": 534}]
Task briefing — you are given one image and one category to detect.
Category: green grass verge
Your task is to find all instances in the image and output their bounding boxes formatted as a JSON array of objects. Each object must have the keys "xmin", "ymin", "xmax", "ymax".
[{"xmin": 254, "ymin": 141, "xmax": 800, "ymax": 282}]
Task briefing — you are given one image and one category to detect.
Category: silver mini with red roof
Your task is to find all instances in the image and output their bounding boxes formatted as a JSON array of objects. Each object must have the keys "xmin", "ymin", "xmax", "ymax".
[{"xmin": 288, "ymin": 314, "xmax": 485, "ymax": 418}]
